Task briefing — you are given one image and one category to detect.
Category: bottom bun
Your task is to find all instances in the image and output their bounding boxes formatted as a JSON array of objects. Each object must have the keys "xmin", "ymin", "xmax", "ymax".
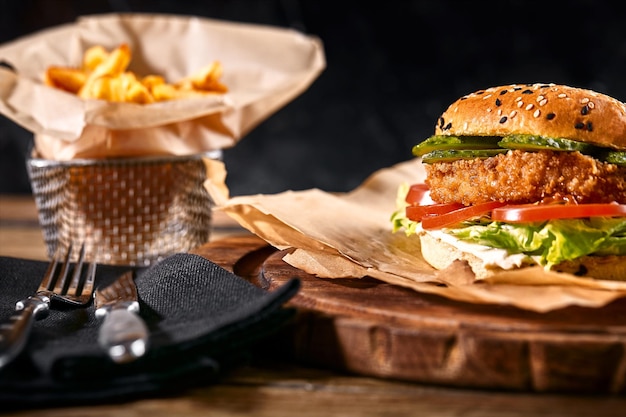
[{"xmin": 419, "ymin": 232, "xmax": 626, "ymax": 282}]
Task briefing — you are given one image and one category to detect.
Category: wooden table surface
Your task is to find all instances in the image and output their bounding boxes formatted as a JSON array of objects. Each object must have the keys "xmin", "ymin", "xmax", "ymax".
[{"xmin": 2, "ymin": 194, "xmax": 626, "ymax": 416}]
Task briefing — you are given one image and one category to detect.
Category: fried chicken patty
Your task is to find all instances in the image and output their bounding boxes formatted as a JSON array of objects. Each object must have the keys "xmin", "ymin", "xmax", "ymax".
[{"xmin": 425, "ymin": 150, "xmax": 626, "ymax": 205}]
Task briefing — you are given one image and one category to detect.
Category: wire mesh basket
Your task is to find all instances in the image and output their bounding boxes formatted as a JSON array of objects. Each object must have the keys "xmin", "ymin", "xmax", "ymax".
[{"xmin": 26, "ymin": 152, "xmax": 220, "ymax": 266}]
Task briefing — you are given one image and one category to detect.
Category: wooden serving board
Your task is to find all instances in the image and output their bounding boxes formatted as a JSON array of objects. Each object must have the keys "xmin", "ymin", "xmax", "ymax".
[{"xmin": 193, "ymin": 235, "xmax": 626, "ymax": 394}]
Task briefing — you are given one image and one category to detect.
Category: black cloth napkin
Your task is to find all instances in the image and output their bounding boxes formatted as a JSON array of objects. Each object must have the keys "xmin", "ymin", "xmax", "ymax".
[{"xmin": 0, "ymin": 253, "xmax": 300, "ymax": 408}]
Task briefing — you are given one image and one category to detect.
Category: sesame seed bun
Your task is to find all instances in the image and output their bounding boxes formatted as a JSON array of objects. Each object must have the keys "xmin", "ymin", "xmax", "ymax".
[{"xmin": 435, "ymin": 83, "xmax": 626, "ymax": 150}]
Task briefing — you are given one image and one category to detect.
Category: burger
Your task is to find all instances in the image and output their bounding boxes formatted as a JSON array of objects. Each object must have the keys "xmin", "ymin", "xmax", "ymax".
[{"xmin": 392, "ymin": 83, "xmax": 626, "ymax": 281}]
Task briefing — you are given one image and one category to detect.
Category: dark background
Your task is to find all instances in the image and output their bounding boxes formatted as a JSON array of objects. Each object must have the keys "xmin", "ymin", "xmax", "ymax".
[{"xmin": 1, "ymin": 0, "xmax": 625, "ymax": 196}]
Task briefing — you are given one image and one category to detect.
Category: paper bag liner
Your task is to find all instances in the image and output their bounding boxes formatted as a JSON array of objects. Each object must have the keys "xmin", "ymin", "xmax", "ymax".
[
  {"xmin": 206, "ymin": 158, "xmax": 626, "ymax": 312},
  {"xmin": 0, "ymin": 13, "xmax": 325, "ymax": 160}
]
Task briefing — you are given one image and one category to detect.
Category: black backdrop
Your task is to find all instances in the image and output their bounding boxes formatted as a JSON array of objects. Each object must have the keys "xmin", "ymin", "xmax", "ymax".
[{"xmin": 1, "ymin": 0, "xmax": 625, "ymax": 196}]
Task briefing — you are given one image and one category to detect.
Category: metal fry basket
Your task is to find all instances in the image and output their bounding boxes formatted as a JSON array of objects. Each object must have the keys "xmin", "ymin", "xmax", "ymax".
[{"xmin": 26, "ymin": 152, "xmax": 220, "ymax": 266}]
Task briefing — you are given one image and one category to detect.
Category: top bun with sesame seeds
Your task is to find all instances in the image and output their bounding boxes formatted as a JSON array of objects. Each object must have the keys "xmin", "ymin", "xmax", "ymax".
[{"xmin": 435, "ymin": 83, "xmax": 626, "ymax": 150}]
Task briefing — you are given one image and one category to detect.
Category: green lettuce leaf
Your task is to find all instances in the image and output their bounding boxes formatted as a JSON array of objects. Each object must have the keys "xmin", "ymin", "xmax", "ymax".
[
  {"xmin": 391, "ymin": 203, "xmax": 626, "ymax": 268},
  {"xmin": 450, "ymin": 218, "xmax": 626, "ymax": 268}
]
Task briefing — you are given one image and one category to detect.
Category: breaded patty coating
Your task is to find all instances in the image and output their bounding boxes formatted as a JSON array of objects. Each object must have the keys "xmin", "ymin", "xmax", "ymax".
[{"xmin": 425, "ymin": 150, "xmax": 626, "ymax": 205}]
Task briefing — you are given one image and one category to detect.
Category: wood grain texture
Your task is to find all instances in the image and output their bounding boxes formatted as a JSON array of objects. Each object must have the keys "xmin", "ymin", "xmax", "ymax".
[{"xmin": 196, "ymin": 235, "xmax": 626, "ymax": 394}]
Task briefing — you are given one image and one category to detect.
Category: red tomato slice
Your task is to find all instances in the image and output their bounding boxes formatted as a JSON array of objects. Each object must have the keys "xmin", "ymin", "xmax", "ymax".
[
  {"xmin": 421, "ymin": 201, "xmax": 506, "ymax": 230},
  {"xmin": 406, "ymin": 203, "xmax": 464, "ymax": 221},
  {"xmin": 492, "ymin": 203, "xmax": 626, "ymax": 223},
  {"xmin": 405, "ymin": 183, "xmax": 434, "ymax": 205}
]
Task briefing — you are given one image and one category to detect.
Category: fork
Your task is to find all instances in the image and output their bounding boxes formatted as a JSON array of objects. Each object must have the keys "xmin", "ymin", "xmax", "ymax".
[{"xmin": 0, "ymin": 242, "xmax": 96, "ymax": 369}]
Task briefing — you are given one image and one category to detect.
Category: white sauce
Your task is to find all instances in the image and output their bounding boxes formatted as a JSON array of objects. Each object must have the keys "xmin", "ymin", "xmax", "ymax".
[{"xmin": 420, "ymin": 226, "xmax": 534, "ymax": 270}]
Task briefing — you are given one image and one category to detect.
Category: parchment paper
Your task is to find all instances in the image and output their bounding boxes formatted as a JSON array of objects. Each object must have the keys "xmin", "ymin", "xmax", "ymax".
[
  {"xmin": 206, "ymin": 158, "xmax": 626, "ymax": 312},
  {"xmin": 0, "ymin": 13, "xmax": 325, "ymax": 160}
]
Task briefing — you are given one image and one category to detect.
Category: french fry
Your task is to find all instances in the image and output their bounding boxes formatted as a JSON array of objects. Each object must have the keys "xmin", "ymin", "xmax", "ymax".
[
  {"xmin": 125, "ymin": 76, "xmax": 155, "ymax": 104},
  {"xmin": 82, "ymin": 45, "xmax": 109, "ymax": 72},
  {"xmin": 151, "ymin": 83, "xmax": 213, "ymax": 101},
  {"xmin": 44, "ymin": 66, "xmax": 87, "ymax": 93},
  {"xmin": 79, "ymin": 72, "xmax": 153, "ymax": 104},
  {"xmin": 78, "ymin": 44, "xmax": 131, "ymax": 99},
  {"xmin": 79, "ymin": 76, "xmax": 105, "ymax": 101},
  {"xmin": 45, "ymin": 43, "xmax": 227, "ymax": 103},
  {"xmin": 176, "ymin": 61, "xmax": 228, "ymax": 93},
  {"xmin": 141, "ymin": 74, "xmax": 166, "ymax": 90},
  {"xmin": 83, "ymin": 75, "xmax": 126, "ymax": 102},
  {"xmin": 90, "ymin": 43, "xmax": 131, "ymax": 78}
]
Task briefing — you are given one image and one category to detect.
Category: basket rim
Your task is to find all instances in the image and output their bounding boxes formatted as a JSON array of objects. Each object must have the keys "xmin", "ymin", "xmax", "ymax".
[{"xmin": 27, "ymin": 150, "xmax": 223, "ymax": 168}]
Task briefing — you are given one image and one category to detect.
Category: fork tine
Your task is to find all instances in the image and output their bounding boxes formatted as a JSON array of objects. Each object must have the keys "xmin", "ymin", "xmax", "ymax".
[
  {"xmin": 53, "ymin": 242, "xmax": 74, "ymax": 294},
  {"xmin": 82, "ymin": 260, "xmax": 97, "ymax": 298},
  {"xmin": 38, "ymin": 255, "xmax": 60, "ymax": 292},
  {"xmin": 65, "ymin": 243, "xmax": 86, "ymax": 297}
]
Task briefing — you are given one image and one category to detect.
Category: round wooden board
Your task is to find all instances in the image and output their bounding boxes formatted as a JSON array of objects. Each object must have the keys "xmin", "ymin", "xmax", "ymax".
[{"xmin": 193, "ymin": 235, "xmax": 626, "ymax": 394}]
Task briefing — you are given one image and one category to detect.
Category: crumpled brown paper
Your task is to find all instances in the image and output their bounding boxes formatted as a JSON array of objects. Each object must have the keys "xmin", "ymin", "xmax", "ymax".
[
  {"xmin": 0, "ymin": 13, "xmax": 325, "ymax": 160},
  {"xmin": 206, "ymin": 158, "xmax": 626, "ymax": 312}
]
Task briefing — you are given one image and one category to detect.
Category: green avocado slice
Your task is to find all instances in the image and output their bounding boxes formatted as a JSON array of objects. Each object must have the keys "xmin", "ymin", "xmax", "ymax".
[
  {"xmin": 421, "ymin": 149, "xmax": 508, "ymax": 163},
  {"xmin": 412, "ymin": 135, "xmax": 502, "ymax": 157}
]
